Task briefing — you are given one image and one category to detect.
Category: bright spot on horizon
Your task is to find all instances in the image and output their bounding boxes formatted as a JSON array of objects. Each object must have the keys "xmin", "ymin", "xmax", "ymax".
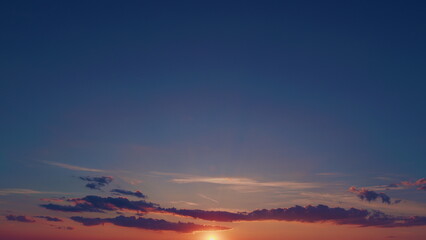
[{"xmin": 208, "ymin": 236, "xmax": 216, "ymax": 240}]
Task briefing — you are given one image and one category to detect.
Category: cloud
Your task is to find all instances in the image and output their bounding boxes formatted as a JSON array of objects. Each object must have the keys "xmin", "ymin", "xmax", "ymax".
[
  {"xmin": 40, "ymin": 195, "xmax": 157, "ymax": 213},
  {"xmin": 400, "ymin": 178, "xmax": 426, "ymax": 191},
  {"xmin": 34, "ymin": 216, "xmax": 63, "ymax": 222},
  {"xmin": 51, "ymin": 225, "xmax": 74, "ymax": 230},
  {"xmin": 170, "ymin": 176, "xmax": 319, "ymax": 189},
  {"xmin": 70, "ymin": 215, "xmax": 230, "ymax": 233},
  {"xmin": 198, "ymin": 194, "xmax": 218, "ymax": 203},
  {"xmin": 160, "ymin": 205, "xmax": 426, "ymax": 227},
  {"xmin": 348, "ymin": 187, "xmax": 392, "ymax": 204},
  {"xmin": 0, "ymin": 188, "xmax": 44, "ymax": 196},
  {"xmin": 38, "ymin": 191, "xmax": 426, "ymax": 228},
  {"xmin": 386, "ymin": 178, "xmax": 426, "ymax": 191},
  {"xmin": 5, "ymin": 215, "xmax": 35, "ymax": 223},
  {"xmin": 80, "ymin": 176, "xmax": 113, "ymax": 190},
  {"xmin": 111, "ymin": 189, "xmax": 146, "ymax": 198},
  {"xmin": 40, "ymin": 203, "xmax": 104, "ymax": 213},
  {"xmin": 41, "ymin": 160, "xmax": 105, "ymax": 172}
]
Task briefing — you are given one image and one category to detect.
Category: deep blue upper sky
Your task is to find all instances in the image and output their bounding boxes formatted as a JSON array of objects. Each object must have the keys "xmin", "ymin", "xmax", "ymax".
[{"xmin": 1, "ymin": 0, "xmax": 426, "ymax": 188}]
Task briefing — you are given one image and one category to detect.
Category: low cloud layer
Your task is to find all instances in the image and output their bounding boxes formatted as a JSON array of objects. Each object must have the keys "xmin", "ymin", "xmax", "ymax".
[
  {"xmin": 5, "ymin": 215, "xmax": 35, "ymax": 223},
  {"xmin": 70, "ymin": 215, "xmax": 230, "ymax": 233},
  {"xmin": 111, "ymin": 189, "xmax": 146, "ymax": 198},
  {"xmin": 79, "ymin": 176, "xmax": 113, "ymax": 190},
  {"xmin": 40, "ymin": 195, "xmax": 157, "ymax": 213},
  {"xmin": 160, "ymin": 205, "xmax": 426, "ymax": 227},
  {"xmin": 39, "ymin": 194, "xmax": 426, "ymax": 228},
  {"xmin": 34, "ymin": 216, "xmax": 63, "ymax": 222},
  {"xmin": 348, "ymin": 187, "xmax": 392, "ymax": 204}
]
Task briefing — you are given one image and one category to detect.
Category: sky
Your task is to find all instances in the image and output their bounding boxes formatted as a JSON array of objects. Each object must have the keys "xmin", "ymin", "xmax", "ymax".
[{"xmin": 1, "ymin": 0, "xmax": 426, "ymax": 239}]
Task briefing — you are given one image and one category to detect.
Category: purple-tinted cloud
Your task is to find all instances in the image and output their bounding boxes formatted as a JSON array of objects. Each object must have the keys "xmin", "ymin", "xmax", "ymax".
[
  {"xmin": 5, "ymin": 215, "xmax": 35, "ymax": 223},
  {"xmin": 70, "ymin": 215, "xmax": 230, "ymax": 233},
  {"xmin": 160, "ymin": 205, "xmax": 426, "ymax": 227},
  {"xmin": 111, "ymin": 189, "xmax": 146, "ymax": 198},
  {"xmin": 349, "ymin": 187, "xmax": 392, "ymax": 204},
  {"xmin": 400, "ymin": 178, "xmax": 426, "ymax": 191},
  {"xmin": 79, "ymin": 176, "xmax": 113, "ymax": 190},
  {"xmin": 38, "ymin": 191, "xmax": 426, "ymax": 228},
  {"xmin": 34, "ymin": 216, "xmax": 63, "ymax": 222},
  {"xmin": 40, "ymin": 203, "xmax": 104, "ymax": 213},
  {"xmin": 40, "ymin": 195, "xmax": 157, "ymax": 213},
  {"xmin": 387, "ymin": 178, "xmax": 426, "ymax": 191}
]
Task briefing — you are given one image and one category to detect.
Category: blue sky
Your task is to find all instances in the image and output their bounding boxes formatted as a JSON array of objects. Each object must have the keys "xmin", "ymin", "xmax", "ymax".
[{"xmin": 0, "ymin": 1, "xmax": 425, "ymax": 240}]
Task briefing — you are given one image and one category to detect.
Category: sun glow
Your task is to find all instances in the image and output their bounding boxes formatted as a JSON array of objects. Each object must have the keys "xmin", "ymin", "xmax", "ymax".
[{"xmin": 208, "ymin": 236, "xmax": 216, "ymax": 240}]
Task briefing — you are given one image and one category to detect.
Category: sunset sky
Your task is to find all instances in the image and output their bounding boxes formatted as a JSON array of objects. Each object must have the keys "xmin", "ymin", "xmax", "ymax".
[{"xmin": 1, "ymin": 1, "xmax": 426, "ymax": 240}]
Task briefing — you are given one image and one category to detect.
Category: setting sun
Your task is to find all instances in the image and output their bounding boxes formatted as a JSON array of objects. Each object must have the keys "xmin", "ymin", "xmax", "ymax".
[{"xmin": 208, "ymin": 236, "xmax": 216, "ymax": 240}]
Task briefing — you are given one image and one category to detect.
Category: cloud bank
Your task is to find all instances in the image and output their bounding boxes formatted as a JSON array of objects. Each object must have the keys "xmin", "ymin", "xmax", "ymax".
[{"xmin": 70, "ymin": 215, "xmax": 230, "ymax": 233}]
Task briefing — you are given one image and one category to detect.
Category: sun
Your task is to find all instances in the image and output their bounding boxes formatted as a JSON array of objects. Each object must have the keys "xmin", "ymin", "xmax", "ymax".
[{"xmin": 208, "ymin": 236, "xmax": 216, "ymax": 240}]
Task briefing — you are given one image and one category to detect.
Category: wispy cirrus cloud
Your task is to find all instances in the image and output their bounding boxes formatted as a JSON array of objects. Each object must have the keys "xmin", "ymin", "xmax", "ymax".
[
  {"xmin": 153, "ymin": 172, "xmax": 320, "ymax": 190},
  {"xmin": 198, "ymin": 194, "xmax": 218, "ymax": 204},
  {"xmin": 0, "ymin": 188, "xmax": 64, "ymax": 196},
  {"xmin": 41, "ymin": 160, "xmax": 105, "ymax": 172}
]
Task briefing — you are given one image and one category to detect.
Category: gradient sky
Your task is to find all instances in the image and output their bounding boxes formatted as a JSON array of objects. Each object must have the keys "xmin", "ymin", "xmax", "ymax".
[{"xmin": 1, "ymin": 1, "xmax": 426, "ymax": 240}]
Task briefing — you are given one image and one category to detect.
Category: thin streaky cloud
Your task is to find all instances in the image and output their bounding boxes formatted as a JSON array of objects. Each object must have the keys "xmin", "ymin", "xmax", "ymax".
[
  {"xmin": 0, "ymin": 189, "xmax": 65, "ymax": 196},
  {"xmin": 41, "ymin": 160, "xmax": 105, "ymax": 172},
  {"xmin": 316, "ymin": 172, "xmax": 349, "ymax": 177},
  {"xmin": 198, "ymin": 194, "xmax": 219, "ymax": 204},
  {"xmin": 170, "ymin": 201, "xmax": 199, "ymax": 206},
  {"xmin": 172, "ymin": 176, "xmax": 320, "ymax": 189}
]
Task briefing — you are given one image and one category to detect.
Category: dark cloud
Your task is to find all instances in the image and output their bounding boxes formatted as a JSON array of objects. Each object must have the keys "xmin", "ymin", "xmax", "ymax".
[
  {"xmin": 111, "ymin": 189, "xmax": 146, "ymax": 198},
  {"xmin": 5, "ymin": 215, "xmax": 35, "ymax": 223},
  {"xmin": 40, "ymin": 195, "xmax": 157, "ymax": 213},
  {"xmin": 79, "ymin": 176, "xmax": 113, "ymax": 190},
  {"xmin": 40, "ymin": 203, "xmax": 104, "ymax": 213},
  {"xmin": 349, "ymin": 187, "xmax": 392, "ymax": 204},
  {"xmin": 49, "ymin": 225, "xmax": 74, "ymax": 230},
  {"xmin": 160, "ymin": 205, "xmax": 426, "ymax": 227},
  {"xmin": 38, "ymin": 192, "xmax": 426, "ymax": 230},
  {"xmin": 70, "ymin": 215, "xmax": 230, "ymax": 233},
  {"xmin": 34, "ymin": 216, "xmax": 63, "ymax": 222}
]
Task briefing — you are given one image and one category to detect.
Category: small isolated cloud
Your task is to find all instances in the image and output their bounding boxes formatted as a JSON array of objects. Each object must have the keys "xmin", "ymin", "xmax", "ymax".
[
  {"xmin": 111, "ymin": 189, "xmax": 146, "ymax": 198},
  {"xmin": 41, "ymin": 160, "xmax": 105, "ymax": 172},
  {"xmin": 70, "ymin": 215, "xmax": 230, "ymax": 233},
  {"xmin": 80, "ymin": 176, "xmax": 113, "ymax": 190},
  {"xmin": 348, "ymin": 187, "xmax": 392, "ymax": 204},
  {"xmin": 5, "ymin": 215, "xmax": 35, "ymax": 223},
  {"xmin": 34, "ymin": 216, "xmax": 63, "ymax": 222}
]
